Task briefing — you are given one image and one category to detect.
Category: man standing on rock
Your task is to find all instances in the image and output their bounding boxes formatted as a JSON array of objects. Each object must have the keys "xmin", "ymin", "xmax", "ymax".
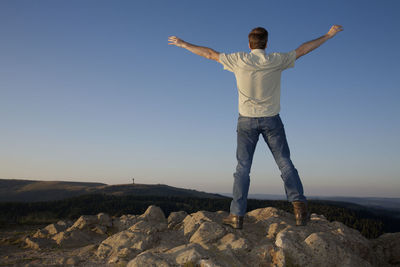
[{"xmin": 168, "ymin": 25, "xmax": 343, "ymax": 228}]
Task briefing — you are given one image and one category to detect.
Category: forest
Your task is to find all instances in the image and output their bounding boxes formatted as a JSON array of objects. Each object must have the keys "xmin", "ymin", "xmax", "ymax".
[{"xmin": 1, "ymin": 194, "xmax": 399, "ymax": 239}]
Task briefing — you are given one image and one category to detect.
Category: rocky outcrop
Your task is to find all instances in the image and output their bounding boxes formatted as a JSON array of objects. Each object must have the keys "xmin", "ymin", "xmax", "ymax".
[
  {"xmin": 19, "ymin": 205, "xmax": 400, "ymax": 267},
  {"xmin": 372, "ymin": 232, "xmax": 400, "ymax": 266},
  {"xmin": 25, "ymin": 213, "xmax": 110, "ymax": 250}
]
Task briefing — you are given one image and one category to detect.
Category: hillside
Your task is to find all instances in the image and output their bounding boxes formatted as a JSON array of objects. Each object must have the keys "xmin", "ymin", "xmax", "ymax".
[
  {"xmin": 0, "ymin": 179, "xmax": 224, "ymax": 202},
  {"xmin": 237, "ymin": 194, "xmax": 400, "ymax": 213},
  {"xmin": 0, "ymin": 179, "xmax": 105, "ymax": 202}
]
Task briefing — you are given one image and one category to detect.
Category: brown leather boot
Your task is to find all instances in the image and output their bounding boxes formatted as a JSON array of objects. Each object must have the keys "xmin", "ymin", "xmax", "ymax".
[
  {"xmin": 222, "ymin": 214, "xmax": 243, "ymax": 229},
  {"xmin": 292, "ymin": 201, "xmax": 309, "ymax": 226}
]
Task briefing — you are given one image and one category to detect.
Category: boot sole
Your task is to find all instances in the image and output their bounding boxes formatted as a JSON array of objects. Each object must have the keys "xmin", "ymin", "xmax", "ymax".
[{"xmin": 222, "ymin": 222, "xmax": 243, "ymax": 229}]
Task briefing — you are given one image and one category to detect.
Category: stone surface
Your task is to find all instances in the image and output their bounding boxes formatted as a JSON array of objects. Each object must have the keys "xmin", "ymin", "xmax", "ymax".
[
  {"xmin": 53, "ymin": 230, "xmax": 95, "ymax": 248},
  {"xmin": 65, "ymin": 256, "xmax": 79, "ymax": 265},
  {"xmin": 7, "ymin": 205, "xmax": 400, "ymax": 267},
  {"xmin": 127, "ymin": 251, "xmax": 173, "ymax": 267},
  {"xmin": 189, "ymin": 221, "xmax": 226, "ymax": 246},
  {"xmin": 372, "ymin": 232, "xmax": 400, "ymax": 266},
  {"xmin": 32, "ymin": 229, "xmax": 49, "ymax": 239},
  {"xmin": 139, "ymin": 205, "xmax": 166, "ymax": 223},
  {"xmin": 96, "ymin": 228, "xmax": 156, "ymax": 263},
  {"xmin": 73, "ymin": 244, "xmax": 97, "ymax": 257},
  {"xmin": 97, "ymin": 213, "xmax": 112, "ymax": 227},
  {"xmin": 167, "ymin": 210, "xmax": 188, "ymax": 229},
  {"xmin": 112, "ymin": 214, "xmax": 139, "ymax": 232},
  {"xmin": 24, "ymin": 237, "xmax": 54, "ymax": 250},
  {"xmin": 45, "ymin": 221, "xmax": 68, "ymax": 235},
  {"xmin": 67, "ymin": 215, "xmax": 98, "ymax": 231},
  {"xmin": 182, "ymin": 211, "xmax": 215, "ymax": 237},
  {"xmin": 167, "ymin": 243, "xmax": 209, "ymax": 265},
  {"xmin": 129, "ymin": 220, "xmax": 167, "ymax": 234},
  {"xmin": 217, "ymin": 233, "xmax": 250, "ymax": 252}
]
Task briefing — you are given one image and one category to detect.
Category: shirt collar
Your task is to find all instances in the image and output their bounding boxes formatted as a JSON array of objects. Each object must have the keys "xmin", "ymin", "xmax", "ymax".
[{"xmin": 250, "ymin": 49, "xmax": 266, "ymax": 54}]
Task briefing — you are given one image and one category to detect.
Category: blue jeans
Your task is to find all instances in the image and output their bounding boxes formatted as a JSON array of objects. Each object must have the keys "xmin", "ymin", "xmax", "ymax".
[{"xmin": 230, "ymin": 114, "xmax": 307, "ymax": 216}]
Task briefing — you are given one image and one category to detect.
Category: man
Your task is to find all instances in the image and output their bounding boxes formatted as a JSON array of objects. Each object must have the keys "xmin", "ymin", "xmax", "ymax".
[{"xmin": 168, "ymin": 25, "xmax": 343, "ymax": 228}]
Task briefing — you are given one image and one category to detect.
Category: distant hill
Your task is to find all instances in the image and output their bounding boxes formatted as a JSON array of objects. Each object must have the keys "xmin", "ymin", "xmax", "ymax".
[
  {"xmin": 0, "ymin": 179, "xmax": 225, "ymax": 202},
  {"xmin": 224, "ymin": 193, "xmax": 400, "ymax": 212},
  {"xmin": 309, "ymin": 196, "xmax": 400, "ymax": 212}
]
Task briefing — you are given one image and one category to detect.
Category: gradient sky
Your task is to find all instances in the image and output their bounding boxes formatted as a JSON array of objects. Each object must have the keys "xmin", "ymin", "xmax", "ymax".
[{"xmin": 1, "ymin": 0, "xmax": 399, "ymax": 197}]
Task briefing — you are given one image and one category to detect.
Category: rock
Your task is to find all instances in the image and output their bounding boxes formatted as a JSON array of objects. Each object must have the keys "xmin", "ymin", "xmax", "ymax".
[
  {"xmin": 217, "ymin": 233, "xmax": 250, "ymax": 252},
  {"xmin": 310, "ymin": 213, "xmax": 328, "ymax": 222},
  {"xmin": 249, "ymin": 243, "xmax": 285, "ymax": 267},
  {"xmin": 182, "ymin": 211, "xmax": 215, "ymax": 238},
  {"xmin": 32, "ymin": 229, "xmax": 49, "ymax": 239},
  {"xmin": 32, "ymin": 220, "xmax": 72, "ymax": 240},
  {"xmin": 275, "ymin": 228, "xmax": 315, "ymax": 266},
  {"xmin": 67, "ymin": 215, "xmax": 99, "ymax": 231},
  {"xmin": 156, "ymin": 229, "xmax": 187, "ymax": 252},
  {"xmin": 246, "ymin": 207, "xmax": 289, "ymax": 222},
  {"xmin": 24, "ymin": 237, "xmax": 40, "ymax": 250},
  {"xmin": 113, "ymin": 214, "xmax": 139, "ymax": 232},
  {"xmin": 14, "ymin": 205, "xmax": 400, "ymax": 267},
  {"xmin": 44, "ymin": 222, "xmax": 68, "ymax": 235},
  {"xmin": 53, "ymin": 230, "xmax": 101, "ymax": 248},
  {"xmin": 167, "ymin": 211, "xmax": 188, "ymax": 229},
  {"xmin": 65, "ymin": 213, "xmax": 111, "ymax": 233},
  {"xmin": 97, "ymin": 213, "xmax": 112, "ymax": 227},
  {"xmin": 189, "ymin": 221, "xmax": 226, "ymax": 246},
  {"xmin": 167, "ymin": 243, "xmax": 209, "ymax": 265},
  {"xmin": 73, "ymin": 244, "xmax": 98, "ymax": 257},
  {"xmin": 56, "ymin": 220, "xmax": 70, "ymax": 227},
  {"xmin": 65, "ymin": 256, "xmax": 79, "ymax": 265},
  {"xmin": 139, "ymin": 205, "xmax": 166, "ymax": 222},
  {"xmin": 55, "ymin": 255, "xmax": 80, "ymax": 266},
  {"xmin": 198, "ymin": 258, "xmax": 223, "ymax": 267},
  {"xmin": 329, "ymin": 221, "xmax": 374, "ymax": 262},
  {"xmin": 96, "ymin": 229, "xmax": 156, "ymax": 262},
  {"xmin": 64, "ymin": 213, "xmax": 111, "ymax": 236},
  {"xmin": 25, "ymin": 237, "xmax": 53, "ymax": 250},
  {"xmin": 93, "ymin": 225, "xmax": 108, "ymax": 235},
  {"xmin": 304, "ymin": 232, "xmax": 372, "ymax": 267},
  {"xmin": 129, "ymin": 220, "xmax": 167, "ymax": 234},
  {"xmin": 25, "ymin": 214, "xmax": 108, "ymax": 251},
  {"xmin": 267, "ymin": 221, "xmax": 289, "ymax": 240},
  {"xmin": 127, "ymin": 243, "xmax": 211, "ymax": 267},
  {"xmin": 25, "ymin": 259, "xmax": 44, "ymax": 266},
  {"xmin": 56, "ymin": 257, "xmax": 67, "ymax": 265},
  {"xmin": 372, "ymin": 232, "xmax": 400, "ymax": 266},
  {"xmin": 275, "ymin": 224, "xmax": 375, "ymax": 267},
  {"xmin": 127, "ymin": 251, "xmax": 173, "ymax": 267}
]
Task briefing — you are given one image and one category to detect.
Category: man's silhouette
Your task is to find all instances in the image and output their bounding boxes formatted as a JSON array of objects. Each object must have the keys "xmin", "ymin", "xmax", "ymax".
[{"xmin": 168, "ymin": 25, "xmax": 343, "ymax": 228}]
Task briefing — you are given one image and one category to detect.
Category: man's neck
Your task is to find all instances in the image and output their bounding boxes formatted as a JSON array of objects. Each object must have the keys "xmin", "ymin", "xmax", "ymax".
[{"xmin": 251, "ymin": 49, "xmax": 266, "ymax": 53}]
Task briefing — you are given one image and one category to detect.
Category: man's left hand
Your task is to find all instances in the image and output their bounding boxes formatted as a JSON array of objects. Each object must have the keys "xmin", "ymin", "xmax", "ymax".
[{"xmin": 168, "ymin": 36, "xmax": 185, "ymax": 48}]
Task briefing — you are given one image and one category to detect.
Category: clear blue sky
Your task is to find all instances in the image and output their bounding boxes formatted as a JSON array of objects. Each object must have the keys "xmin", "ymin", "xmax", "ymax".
[{"xmin": 1, "ymin": 0, "xmax": 399, "ymax": 197}]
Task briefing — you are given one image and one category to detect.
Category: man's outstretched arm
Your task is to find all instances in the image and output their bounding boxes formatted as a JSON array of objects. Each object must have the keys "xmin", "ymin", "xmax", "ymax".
[
  {"xmin": 295, "ymin": 25, "xmax": 343, "ymax": 59},
  {"xmin": 168, "ymin": 36, "xmax": 220, "ymax": 62}
]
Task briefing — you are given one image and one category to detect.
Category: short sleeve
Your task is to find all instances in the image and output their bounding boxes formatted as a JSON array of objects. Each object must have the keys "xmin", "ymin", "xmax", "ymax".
[
  {"xmin": 219, "ymin": 52, "xmax": 240, "ymax": 72},
  {"xmin": 279, "ymin": 50, "xmax": 296, "ymax": 70}
]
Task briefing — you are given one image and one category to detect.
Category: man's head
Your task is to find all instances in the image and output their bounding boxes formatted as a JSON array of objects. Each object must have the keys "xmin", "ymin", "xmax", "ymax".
[{"xmin": 248, "ymin": 27, "xmax": 268, "ymax": 50}]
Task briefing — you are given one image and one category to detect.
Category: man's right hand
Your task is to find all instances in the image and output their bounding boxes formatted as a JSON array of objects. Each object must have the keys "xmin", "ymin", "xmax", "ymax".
[
  {"xmin": 295, "ymin": 24, "xmax": 343, "ymax": 59},
  {"xmin": 168, "ymin": 36, "xmax": 220, "ymax": 62},
  {"xmin": 168, "ymin": 36, "xmax": 186, "ymax": 48},
  {"xmin": 326, "ymin": 25, "xmax": 344, "ymax": 39}
]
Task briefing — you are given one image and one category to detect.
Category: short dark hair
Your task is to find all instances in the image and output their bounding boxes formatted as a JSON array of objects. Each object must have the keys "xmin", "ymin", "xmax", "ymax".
[{"xmin": 248, "ymin": 27, "xmax": 268, "ymax": 49}]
